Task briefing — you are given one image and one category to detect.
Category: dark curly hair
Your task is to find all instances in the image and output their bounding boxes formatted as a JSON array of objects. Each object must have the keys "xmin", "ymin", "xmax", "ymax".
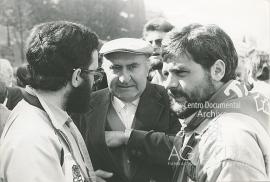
[
  {"xmin": 26, "ymin": 21, "xmax": 99, "ymax": 91},
  {"xmin": 143, "ymin": 18, "xmax": 174, "ymax": 39},
  {"xmin": 162, "ymin": 24, "xmax": 238, "ymax": 82}
]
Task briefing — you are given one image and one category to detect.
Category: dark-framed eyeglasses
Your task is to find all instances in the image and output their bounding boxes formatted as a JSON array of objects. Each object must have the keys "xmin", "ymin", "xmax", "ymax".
[{"xmin": 73, "ymin": 67, "xmax": 104, "ymax": 82}]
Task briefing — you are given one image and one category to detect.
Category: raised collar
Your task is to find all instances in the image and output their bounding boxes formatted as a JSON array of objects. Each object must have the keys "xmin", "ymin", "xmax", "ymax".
[{"xmin": 25, "ymin": 86, "xmax": 70, "ymax": 127}]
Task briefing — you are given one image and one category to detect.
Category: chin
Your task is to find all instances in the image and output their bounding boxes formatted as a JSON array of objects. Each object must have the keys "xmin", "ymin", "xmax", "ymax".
[
  {"xmin": 170, "ymin": 99, "xmax": 185, "ymax": 114},
  {"xmin": 170, "ymin": 99, "xmax": 198, "ymax": 119}
]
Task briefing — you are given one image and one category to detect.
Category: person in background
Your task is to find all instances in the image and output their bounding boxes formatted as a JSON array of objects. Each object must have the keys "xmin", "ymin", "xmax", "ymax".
[
  {"xmin": 247, "ymin": 50, "xmax": 270, "ymax": 98},
  {"xmin": 162, "ymin": 23, "xmax": 270, "ymax": 181},
  {"xmin": 255, "ymin": 52, "xmax": 270, "ymax": 83},
  {"xmin": 15, "ymin": 64, "xmax": 31, "ymax": 88},
  {"xmin": 257, "ymin": 65, "xmax": 270, "ymax": 83},
  {"xmin": 81, "ymin": 38, "xmax": 180, "ymax": 182},
  {"xmin": 142, "ymin": 18, "xmax": 174, "ymax": 85},
  {"xmin": 235, "ymin": 44, "xmax": 270, "ymax": 98},
  {"xmin": 0, "ymin": 59, "xmax": 19, "ymax": 135},
  {"xmin": 92, "ymin": 39, "xmax": 108, "ymax": 91},
  {"xmin": 0, "ymin": 21, "xmax": 112, "ymax": 182},
  {"xmin": 0, "ymin": 59, "xmax": 22, "ymax": 110},
  {"xmin": 0, "ymin": 59, "xmax": 14, "ymax": 87},
  {"xmin": 0, "ymin": 104, "xmax": 10, "ymax": 137}
]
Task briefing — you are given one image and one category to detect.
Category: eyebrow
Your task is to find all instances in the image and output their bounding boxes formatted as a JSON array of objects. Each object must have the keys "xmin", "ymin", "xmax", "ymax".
[
  {"xmin": 169, "ymin": 65, "xmax": 189, "ymax": 72},
  {"xmin": 128, "ymin": 63, "xmax": 139, "ymax": 66},
  {"xmin": 109, "ymin": 62, "xmax": 139, "ymax": 68},
  {"xmin": 109, "ymin": 64, "xmax": 122, "ymax": 68}
]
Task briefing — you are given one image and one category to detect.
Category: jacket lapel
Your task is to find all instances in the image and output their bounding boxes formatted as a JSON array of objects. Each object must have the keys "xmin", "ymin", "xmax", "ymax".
[
  {"xmin": 134, "ymin": 83, "xmax": 165, "ymax": 130},
  {"xmin": 85, "ymin": 89, "xmax": 129, "ymax": 181}
]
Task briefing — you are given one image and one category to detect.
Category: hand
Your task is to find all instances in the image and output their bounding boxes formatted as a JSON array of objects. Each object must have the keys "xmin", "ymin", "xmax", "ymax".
[
  {"xmin": 105, "ymin": 131, "xmax": 128, "ymax": 147},
  {"xmin": 95, "ymin": 169, "xmax": 113, "ymax": 182}
]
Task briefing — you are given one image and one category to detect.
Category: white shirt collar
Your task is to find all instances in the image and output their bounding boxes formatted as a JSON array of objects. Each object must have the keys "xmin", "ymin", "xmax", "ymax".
[
  {"xmin": 112, "ymin": 96, "xmax": 140, "ymax": 109},
  {"xmin": 111, "ymin": 96, "xmax": 140, "ymax": 129}
]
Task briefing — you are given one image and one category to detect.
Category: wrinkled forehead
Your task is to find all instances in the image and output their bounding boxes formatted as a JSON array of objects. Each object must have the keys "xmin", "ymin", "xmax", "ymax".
[{"xmin": 163, "ymin": 51, "xmax": 193, "ymax": 64}]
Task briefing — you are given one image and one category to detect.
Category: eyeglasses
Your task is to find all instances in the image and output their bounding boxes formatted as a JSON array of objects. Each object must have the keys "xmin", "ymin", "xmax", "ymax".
[{"xmin": 73, "ymin": 67, "xmax": 104, "ymax": 83}]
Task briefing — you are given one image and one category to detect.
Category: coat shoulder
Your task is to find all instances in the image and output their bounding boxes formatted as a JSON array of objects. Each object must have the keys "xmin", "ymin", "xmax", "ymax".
[
  {"xmin": 149, "ymin": 83, "xmax": 167, "ymax": 94},
  {"xmin": 90, "ymin": 88, "xmax": 109, "ymax": 103},
  {"xmin": 147, "ymin": 83, "xmax": 169, "ymax": 103}
]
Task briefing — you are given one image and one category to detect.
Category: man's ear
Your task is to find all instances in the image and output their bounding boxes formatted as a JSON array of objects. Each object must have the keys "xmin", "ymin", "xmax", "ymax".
[
  {"xmin": 71, "ymin": 68, "xmax": 83, "ymax": 88},
  {"xmin": 210, "ymin": 59, "xmax": 226, "ymax": 81}
]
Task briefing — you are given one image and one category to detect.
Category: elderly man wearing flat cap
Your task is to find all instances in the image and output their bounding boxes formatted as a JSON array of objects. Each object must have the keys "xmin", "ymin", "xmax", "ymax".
[{"xmin": 80, "ymin": 38, "xmax": 180, "ymax": 182}]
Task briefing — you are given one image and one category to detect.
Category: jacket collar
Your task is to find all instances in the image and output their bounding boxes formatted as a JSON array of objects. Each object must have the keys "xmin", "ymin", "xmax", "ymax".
[{"xmin": 24, "ymin": 86, "xmax": 70, "ymax": 129}]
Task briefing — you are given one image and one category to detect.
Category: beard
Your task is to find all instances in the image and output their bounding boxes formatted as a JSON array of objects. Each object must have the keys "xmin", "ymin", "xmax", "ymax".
[
  {"xmin": 168, "ymin": 74, "xmax": 216, "ymax": 119},
  {"xmin": 66, "ymin": 77, "xmax": 92, "ymax": 114}
]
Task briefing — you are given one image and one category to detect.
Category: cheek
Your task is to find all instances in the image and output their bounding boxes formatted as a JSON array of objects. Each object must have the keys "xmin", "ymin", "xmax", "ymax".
[
  {"xmin": 178, "ymin": 79, "xmax": 190, "ymax": 95},
  {"xmin": 132, "ymin": 68, "xmax": 148, "ymax": 82},
  {"xmin": 139, "ymin": 66, "xmax": 149, "ymax": 77},
  {"xmin": 178, "ymin": 77, "xmax": 198, "ymax": 97},
  {"xmin": 106, "ymin": 74, "xmax": 119, "ymax": 88}
]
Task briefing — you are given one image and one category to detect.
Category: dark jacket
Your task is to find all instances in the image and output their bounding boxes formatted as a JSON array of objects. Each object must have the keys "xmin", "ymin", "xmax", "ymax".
[
  {"xmin": 81, "ymin": 83, "xmax": 181, "ymax": 182},
  {"xmin": 0, "ymin": 87, "xmax": 22, "ymax": 110}
]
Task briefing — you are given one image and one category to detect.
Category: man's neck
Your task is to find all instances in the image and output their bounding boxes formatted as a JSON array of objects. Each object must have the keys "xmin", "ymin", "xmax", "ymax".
[{"xmin": 35, "ymin": 88, "xmax": 67, "ymax": 110}]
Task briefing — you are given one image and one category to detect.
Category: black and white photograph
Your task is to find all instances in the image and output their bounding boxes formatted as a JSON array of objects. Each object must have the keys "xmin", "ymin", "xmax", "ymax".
[{"xmin": 0, "ymin": 0, "xmax": 269, "ymax": 181}]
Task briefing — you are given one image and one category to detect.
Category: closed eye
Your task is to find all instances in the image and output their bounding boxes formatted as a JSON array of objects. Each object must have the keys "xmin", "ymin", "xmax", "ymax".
[{"xmin": 170, "ymin": 69, "xmax": 189, "ymax": 77}]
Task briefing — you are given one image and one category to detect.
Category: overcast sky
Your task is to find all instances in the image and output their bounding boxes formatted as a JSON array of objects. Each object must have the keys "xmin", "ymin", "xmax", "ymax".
[{"xmin": 144, "ymin": 0, "xmax": 270, "ymax": 52}]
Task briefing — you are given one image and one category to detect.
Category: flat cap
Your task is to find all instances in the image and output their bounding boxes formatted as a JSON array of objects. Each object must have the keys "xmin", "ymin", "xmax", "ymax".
[{"xmin": 100, "ymin": 38, "xmax": 153, "ymax": 56}]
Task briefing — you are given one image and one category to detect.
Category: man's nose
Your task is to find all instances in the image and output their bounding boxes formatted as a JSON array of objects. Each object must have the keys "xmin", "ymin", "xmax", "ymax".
[
  {"xmin": 163, "ymin": 73, "xmax": 179, "ymax": 89},
  {"xmin": 151, "ymin": 41, "xmax": 158, "ymax": 48},
  {"xmin": 118, "ymin": 69, "xmax": 131, "ymax": 83},
  {"xmin": 152, "ymin": 43, "xmax": 161, "ymax": 52}
]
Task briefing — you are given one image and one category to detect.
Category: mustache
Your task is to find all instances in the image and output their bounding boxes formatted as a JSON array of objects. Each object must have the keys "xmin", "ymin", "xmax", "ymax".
[{"xmin": 168, "ymin": 87, "xmax": 189, "ymax": 100}]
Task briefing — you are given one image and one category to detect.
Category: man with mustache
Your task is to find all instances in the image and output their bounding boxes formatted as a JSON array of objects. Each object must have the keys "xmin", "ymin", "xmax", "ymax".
[
  {"xmin": 162, "ymin": 24, "xmax": 270, "ymax": 181},
  {"xmin": 81, "ymin": 38, "xmax": 180, "ymax": 182},
  {"xmin": 0, "ymin": 21, "xmax": 111, "ymax": 182}
]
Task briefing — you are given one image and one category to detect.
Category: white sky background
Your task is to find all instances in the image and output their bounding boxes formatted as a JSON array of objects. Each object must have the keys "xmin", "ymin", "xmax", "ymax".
[{"xmin": 144, "ymin": 0, "xmax": 270, "ymax": 52}]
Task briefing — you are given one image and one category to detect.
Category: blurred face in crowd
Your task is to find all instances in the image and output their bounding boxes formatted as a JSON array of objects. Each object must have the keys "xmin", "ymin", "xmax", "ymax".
[
  {"xmin": 235, "ymin": 56, "xmax": 253, "ymax": 90},
  {"xmin": 235, "ymin": 56, "xmax": 249, "ymax": 82},
  {"xmin": 66, "ymin": 50, "xmax": 98, "ymax": 113},
  {"xmin": 0, "ymin": 59, "xmax": 14, "ymax": 87},
  {"xmin": 144, "ymin": 31, "xmax": 167, "ymax": 70},
  {"xmin": 102, "ymin": 52, "xmax": 149, "ymax": 102},
  {"xmin": 163, "ymin": 52, "xmax": 216, "ymax": 119}
]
